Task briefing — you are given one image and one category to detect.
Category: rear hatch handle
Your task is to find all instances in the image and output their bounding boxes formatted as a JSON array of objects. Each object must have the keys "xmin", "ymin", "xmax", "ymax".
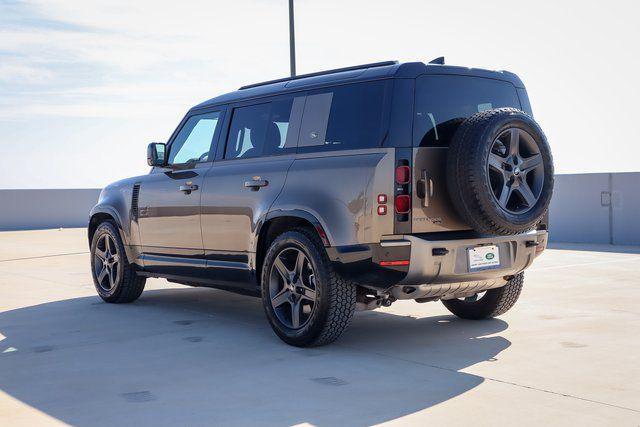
[{"xmin": 416, "ymin": 169, "xmax": 434, "ymax": 207}]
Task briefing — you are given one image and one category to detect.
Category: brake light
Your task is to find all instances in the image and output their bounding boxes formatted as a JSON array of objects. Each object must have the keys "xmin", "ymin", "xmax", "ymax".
[
  {"xmin": 395, "ymin": 166, "xmax": 411, "ymax": 184},
  {"xmin": 395, "ymin": 194, "xmax": 411, "ymax": 214}
]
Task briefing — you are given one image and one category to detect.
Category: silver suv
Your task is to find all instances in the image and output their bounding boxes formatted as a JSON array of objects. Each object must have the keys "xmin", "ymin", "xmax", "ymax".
[{"xmin": 88, "ymin": 60, "xmax": 554, "ymax": 346}]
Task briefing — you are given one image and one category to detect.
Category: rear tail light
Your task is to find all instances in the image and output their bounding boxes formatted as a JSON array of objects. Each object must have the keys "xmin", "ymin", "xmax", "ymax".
[
  {"xmin": 395, "ymin": 166, "xmax": 411, "ymax": 184},
  {"xmin": 395, "ymin": 194, "xmax": 411, "ymax": 214}
]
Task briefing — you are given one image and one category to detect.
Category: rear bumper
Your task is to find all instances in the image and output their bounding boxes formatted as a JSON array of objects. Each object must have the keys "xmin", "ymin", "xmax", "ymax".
[
  {"xmin": 397, "ymin": 230, "xmax": 547, "ymax": 286},
  {"xmin": 327, "ymin": 230, "xmax": 547, "ymax": 297}
]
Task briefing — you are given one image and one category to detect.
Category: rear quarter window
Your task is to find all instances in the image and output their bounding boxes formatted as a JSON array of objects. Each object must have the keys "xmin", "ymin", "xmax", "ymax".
[
  {"xmin": 298, "ymin": 80, "xmax": 389, "ymax": 152},
  {"xmin": 413, "ymin": 75, "xmax": 521, "ymax": 147}
]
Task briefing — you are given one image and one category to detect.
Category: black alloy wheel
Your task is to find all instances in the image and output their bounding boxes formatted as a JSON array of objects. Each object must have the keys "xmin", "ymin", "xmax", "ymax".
[
  {"xmin": 487, "ymin": 127, "xmax": 545, "ymax": 214},
  {"xmin": 268, "ymin": 247, "xmax": 318, "ymax": 330},
  {"xmin": 93, "ymin": 233, "xmax": 121, "ymax": 292}
]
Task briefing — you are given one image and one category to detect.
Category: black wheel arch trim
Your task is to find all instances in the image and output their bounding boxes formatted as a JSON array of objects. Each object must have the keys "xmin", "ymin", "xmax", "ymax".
[
  {"xmin": 88, "ymin": 205, "xmax": 135, "ymax": 263},
  {"xmin": 257, "ymin": 209, "xmax": 331, "ymax": 248}
]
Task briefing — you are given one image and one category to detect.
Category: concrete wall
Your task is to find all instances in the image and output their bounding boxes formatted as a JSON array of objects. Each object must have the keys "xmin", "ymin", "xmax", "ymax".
[
  {"xmin": 549, "ymin": 173, "xmax": 640, "ymax": 245},
  {"xmin": 0, "ymin": 172, "xmax": 638, "ymax": 244},
  {"xmin": 0, "ymin": 189, "xmax": 101, "ymax": 231}
]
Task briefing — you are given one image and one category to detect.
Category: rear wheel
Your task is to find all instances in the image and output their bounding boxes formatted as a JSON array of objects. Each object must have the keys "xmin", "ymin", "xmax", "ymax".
[
  {"xmin": 261, "ymin": 229, "xmax": 356, "ymax": 347},
  {"xmin": 90, "ymin": 221, "xmax": 145, "ymax": 303},
  {"xmin": 442, "ymin": 273, "xmax": 524, "ymax": 319}
]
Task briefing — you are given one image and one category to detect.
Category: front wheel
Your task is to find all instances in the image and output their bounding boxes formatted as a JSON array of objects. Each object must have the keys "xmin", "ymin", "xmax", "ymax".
[
  {"xmin": 261, "ymin": 229, "xmax": 356, "ymax": 347},
  {"xmin": 442, "ymin": 272, "xmax": 524, "ymax": 319},
  {"xmin": 90, "ymin": 221, "xmax": 146, "ymax": 303}
]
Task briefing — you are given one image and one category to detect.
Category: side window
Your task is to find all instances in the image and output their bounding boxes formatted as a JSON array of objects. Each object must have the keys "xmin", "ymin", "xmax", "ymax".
[
  {"xmin": 225, "ymin": 97, "xmax": 304, "ymax": 159},
  {"xmin": 263, "ymin": 97, "xmax": 305, "ymax": 156},
  {"xmin": 298, "ymin": 81, "xmax": 387, "ymax": 152},
  {"xmin": 168, "ymin": 111, "xmax": 221, "ymax": 165},
  {"xmin": 224, "ymin": 103, "xmax": 270, "ymax": 159}
]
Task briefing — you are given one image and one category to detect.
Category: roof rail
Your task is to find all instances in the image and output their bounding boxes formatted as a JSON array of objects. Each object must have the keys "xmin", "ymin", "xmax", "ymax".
[{"xmin": 239, "ymin": 60, "xmax": 398, "ymax": 90}]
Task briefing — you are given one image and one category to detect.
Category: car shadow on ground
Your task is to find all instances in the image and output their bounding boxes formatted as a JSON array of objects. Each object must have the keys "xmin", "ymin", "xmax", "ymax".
[{"xmin": 0, "ymin": 287, "xmax": 510, "ymax": 426}]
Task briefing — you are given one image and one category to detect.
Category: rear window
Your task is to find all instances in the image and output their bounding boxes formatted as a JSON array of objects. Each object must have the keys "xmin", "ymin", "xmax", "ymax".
[
  {"xmin": 413, "ymin": 75, "xmax": 521, "ymax": 147},
  {"xmin": 298, "ymin": 80, "xmax": 388, "ymax": 152}
]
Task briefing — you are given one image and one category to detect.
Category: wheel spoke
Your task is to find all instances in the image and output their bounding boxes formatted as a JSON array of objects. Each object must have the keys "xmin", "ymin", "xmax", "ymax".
[
  {"xmin": 94, "ymin": 247, "xmax": 107, "ymax": 261},
  {"xmin": 97, "ymin": 265, "xmax": 108, "ymax": 284},
  {"xmin": 521, "ymin": 153, "xmax": 542, "ymax": 172},
  {"xmin": 488, "ymin": 153, "xmax": 505, "ymax": 171},
  {"xmin": 509, "ymin": 129, "xmax": 520, "ymax": 156},
  {"xmin": 271, "ymin": 288, "xmax": 290, "ymax": 309},
  {"xmin": 273, "ymin": 257, "xmax": 290, "ymax": 283},
  {"xmin": 107, "ymin": 266, "xmax": 116, "ymax": 289},
  {"xmin": 498, "ymin": 184, "xmax": 512, "ymax": 208},
  {"xmin": 290, "ymin": 300, "xmax": 301, "ymax": 329},
  {"xmin": 104, "ymin": 236, "xmax": 111, "ymax": 254},
  {"xmin": 300, "ymin": 288, "xmax": 316, "ymax": 302},
  {"xmin": 111, "ymin": 253, "xmax": 120, "ymax": 264},
  {"xmin": 294, "ymin": 250, "xmax": 306, "ymax": 277},
  {"xmin": 517, "ymin": 182, "xmax": 537, "ymax": 207}
]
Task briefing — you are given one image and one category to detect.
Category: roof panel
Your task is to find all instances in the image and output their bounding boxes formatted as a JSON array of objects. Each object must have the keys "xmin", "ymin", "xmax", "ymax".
[{"xmin": 191, "ymin": 61, "xmax": 524, "ymax": 111}]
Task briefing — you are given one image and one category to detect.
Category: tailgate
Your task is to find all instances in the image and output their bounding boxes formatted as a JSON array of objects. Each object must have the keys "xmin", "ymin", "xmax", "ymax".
[{"xmin": 411, "ymin": 146, "xmax": 470, "ymax": 233}]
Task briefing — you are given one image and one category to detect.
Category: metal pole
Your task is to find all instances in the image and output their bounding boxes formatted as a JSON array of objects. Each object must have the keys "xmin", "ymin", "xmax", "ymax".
[{"xmin": 288, "ymin": 0, "xmax": 296, "ymax": 77}]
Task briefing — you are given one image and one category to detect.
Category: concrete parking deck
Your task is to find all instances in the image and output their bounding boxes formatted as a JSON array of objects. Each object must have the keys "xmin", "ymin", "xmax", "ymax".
[{"xmin": 0, "ymin": 229, "xmax": 638, "ymax": 426}]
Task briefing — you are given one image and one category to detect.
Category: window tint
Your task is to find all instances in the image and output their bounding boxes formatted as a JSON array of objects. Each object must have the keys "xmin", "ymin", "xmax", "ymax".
[
  {"xmin": 168, "ymin": 111, "xmax": 221, "ymax": 164},
  {"xmin": 225, "ymin": 97, "xmax": 303, "ymax": 159},
  {"xmin": 225, "ymin": 103, "xmax": 270, "ymax": 159},
  {"xmin": 414, "ymin": 75, "xmax": 520, "ymax": 147},
  {"xmin": 299, "ymin": 81, "xmax": 387, "ymax": 152},
  {"xmin": 263, "ymin": 98, "xmax": 304, "ymax": 156}
]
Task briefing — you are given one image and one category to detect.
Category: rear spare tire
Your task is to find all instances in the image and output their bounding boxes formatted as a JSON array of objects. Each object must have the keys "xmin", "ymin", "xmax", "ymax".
[{"xmin": 447, "ymin": 108, "xmax": 553, "ymax": 235}]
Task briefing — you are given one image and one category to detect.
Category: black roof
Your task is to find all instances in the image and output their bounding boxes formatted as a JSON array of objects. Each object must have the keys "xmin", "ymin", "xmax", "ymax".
[{"xmin": 191, "ymin": 60, "xmax": 525, "ymax": 111}]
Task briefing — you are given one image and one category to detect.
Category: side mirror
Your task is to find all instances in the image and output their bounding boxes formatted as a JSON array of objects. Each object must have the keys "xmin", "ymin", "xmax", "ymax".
[{"xmin": 147, "ymin": 143, "xmax": 166, "ymax": 167}]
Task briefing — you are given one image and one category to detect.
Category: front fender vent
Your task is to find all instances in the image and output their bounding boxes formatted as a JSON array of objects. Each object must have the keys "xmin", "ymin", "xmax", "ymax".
[{"xmin": 131, "ymin": 182, "xmax": 141, "ymax": 221}]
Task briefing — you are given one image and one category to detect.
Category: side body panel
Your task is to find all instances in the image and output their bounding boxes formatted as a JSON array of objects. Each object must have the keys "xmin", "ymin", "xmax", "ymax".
[
  {"xmin": 200, "ymin": 155, "xmax": 295, "ymax": 285},
  {"xmin": 137, "ymin": 167, "xmax": 208, "ymax": 257},
  {"xmin": 270, "ymin": 148, "xmax": 395, "ymax": 247}
]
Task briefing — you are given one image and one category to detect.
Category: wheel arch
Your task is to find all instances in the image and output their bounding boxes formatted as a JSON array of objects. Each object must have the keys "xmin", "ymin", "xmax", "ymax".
[
  {"xmin": 254, "ymin": 210, "xmax": 330, "ymax": 283},
  {"xmin": 88, "ymin": 206, "xmax": 128, "ymax": 249}
]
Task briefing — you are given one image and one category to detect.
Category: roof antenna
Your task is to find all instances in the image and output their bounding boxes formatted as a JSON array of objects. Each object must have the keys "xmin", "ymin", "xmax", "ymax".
[{"xmin": 428, "ymin": 56, "xmax": 445, "ymax": 65}]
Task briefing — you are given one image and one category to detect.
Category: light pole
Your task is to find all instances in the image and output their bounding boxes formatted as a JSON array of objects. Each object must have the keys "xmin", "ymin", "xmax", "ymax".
[{"xmin": 289, "ymin": 0, "xmax": 296, "ymax": 77}]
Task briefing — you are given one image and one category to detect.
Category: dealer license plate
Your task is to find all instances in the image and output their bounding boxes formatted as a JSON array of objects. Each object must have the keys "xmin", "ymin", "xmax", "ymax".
[{"xmin": 468, "ymin": 245, "xmax": 500, "ymax": 271}]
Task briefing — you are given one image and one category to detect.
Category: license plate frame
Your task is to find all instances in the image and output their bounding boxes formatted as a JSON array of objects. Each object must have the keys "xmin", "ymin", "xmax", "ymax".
[{"xmin": 467, "ymin": 244, "xmax": 500, "ymax": 271}]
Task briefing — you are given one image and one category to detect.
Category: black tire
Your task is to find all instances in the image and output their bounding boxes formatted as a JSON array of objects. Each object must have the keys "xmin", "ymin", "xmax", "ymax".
[
  {"xmin": 447, "ymin": 108, "xmax": 554, "ymax": 235},
  {"xmin": 261, "ymin": 229, "xmax": 356, "ymax": 347},
  {"xmin": 442, "ymin": 272, "xmax": 524, "ymax": 319},
  {"xmin": 90, "ymin": 221, "xmax": 146, "ymax": 303}
]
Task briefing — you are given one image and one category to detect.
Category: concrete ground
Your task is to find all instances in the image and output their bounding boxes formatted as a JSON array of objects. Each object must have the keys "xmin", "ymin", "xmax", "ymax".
[{"xmin": 0, "ymin": 229, "xmax": 638, "ymax": 426}]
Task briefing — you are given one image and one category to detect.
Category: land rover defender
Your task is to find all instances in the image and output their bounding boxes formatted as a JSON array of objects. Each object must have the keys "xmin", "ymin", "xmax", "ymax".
[{"xmin": 88, "ymin": 60, "xmax": 553, "ymax": 346}]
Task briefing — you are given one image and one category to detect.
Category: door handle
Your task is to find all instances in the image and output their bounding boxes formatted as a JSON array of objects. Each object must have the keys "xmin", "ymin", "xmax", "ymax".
[
  {"xmin": 179, "ymin": 184, "xmax": 199, "ymax": 194},
  {"xmin": 244, "ymin": 178, "xmax": 269, "ymax": 191},
  {"xmin": 416, "ymin": 170, "xmax": 434, "ymax": 207}
]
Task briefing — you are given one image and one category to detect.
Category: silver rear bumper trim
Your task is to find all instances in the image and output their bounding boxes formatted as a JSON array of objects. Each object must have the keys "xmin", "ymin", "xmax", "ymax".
[{"xmin": 397, "ymin": 230, "xmax": 547, "ymax": 287}]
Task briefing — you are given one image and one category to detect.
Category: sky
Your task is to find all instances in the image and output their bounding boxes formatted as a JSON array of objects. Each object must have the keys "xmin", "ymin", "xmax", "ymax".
[{"xmin": 0, "ymin": 0, "xmax": 639, "ymax": 189}]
